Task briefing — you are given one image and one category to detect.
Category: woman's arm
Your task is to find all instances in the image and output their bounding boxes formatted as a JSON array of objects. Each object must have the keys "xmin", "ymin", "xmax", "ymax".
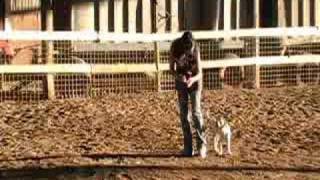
[{"xmin": 187, "ymin": 46, "xmax": 202, "ymax": 87}]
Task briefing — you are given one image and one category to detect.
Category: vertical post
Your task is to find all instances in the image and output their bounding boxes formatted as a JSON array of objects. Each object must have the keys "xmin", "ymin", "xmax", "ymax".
[
  {"xmin": 156, "ymin": 0, "xmax": 166, "ymax": 32},
  {"xmin": 170, "ymin": 0, "xmax": 179, "ymax": 32},
  {"xmin": 99, "ymin": 0, "xmax": 109, "ymax": 32},
  {"xmin": 291, "ymin": 0, "xmax": 299, "ymax": 26},
  {"xmin": 72, "ymin": 2, "xmax": 95, "ymax": 31},
  {"xmin": 255, "ymin": 0, "xmax": 260, "ymax": 89},
  {"xmin": 4, "ymin": 0, "xmax": 11, "ymax": 31},
  {"xmin": 303, "ymin": 0, "xmax": 310, "ymax": 26},
  {"xmin": 215, "ymin": 0, "xmax": 221, "ymax": 30},
  {"xmin": 315, "ymin": 0, "xmax": 320, "ymax": 26},
  {"xmin": 224, "ymin": 0, "xmax": 231, "ymax": 31},
  {"xmin": 154, "ymin": 42, "xmax": 161, "ymax": 92},
  {"xmin": 236, "ymin": 0, "xmax": 240, "ymax": 30},
  {"xmin": 142, "ymin": 0, "xmax": 151, "ymax": 33},
  {"xmin": 114, "ymin": 0, "xmax": 123, "ymax": 33},
  {"xmin": 46, "ymin": 10, "xmax": 55, "ymax": 100},
  {"xmin": 278, "ymin": 0, "xmax": 286, "ymax": 27},
  {"xmin": 128, "ymin": 0, "xmax": 137, "ymax": 33}
]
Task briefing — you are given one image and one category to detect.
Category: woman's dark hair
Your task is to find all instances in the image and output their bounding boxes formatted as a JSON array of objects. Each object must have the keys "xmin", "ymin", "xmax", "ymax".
[{"xmin": 181, "ymin": 31, "xmax": 193, "ymax": 51}]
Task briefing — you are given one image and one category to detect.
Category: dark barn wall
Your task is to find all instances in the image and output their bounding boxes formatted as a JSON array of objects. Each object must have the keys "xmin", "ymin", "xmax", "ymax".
[{"xmin": 53, "ymin": 1, "xmax": 71, "ymax": 30}]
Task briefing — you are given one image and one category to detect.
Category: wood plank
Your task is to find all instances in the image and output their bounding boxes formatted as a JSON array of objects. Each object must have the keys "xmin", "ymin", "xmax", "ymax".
[
  {"xmin": 128, "ymin": 0, "xmax": 137, "ymax": 33},
  {"xmin": 236, "ymin": 0, "xmax": 240, "ymax": 29},
  {"xmin": 315, "ymin": 0, "xmax": 320, "ymax": 26},
  {"xmin": 72, "ymin": 2, "xmax": 95, "ymax": 31},
  {"xmin": 5, "ymin": 0, "xmax": 11, "ymax": 31},
  {"xmin": 156, "ymin": 0, "xmax": 166, "ymax": 32},
  {"xmin": 224, "ymin": 0, "xmax": 231, "ymax": 30},
  {"xmin": 99, "ymin": 0, "xmax": 109, "ymax": 32},
  {"xmin": 278, "ymin": 0, "xmax": 286, "ymax": 27},
  {"xmin": 170, "ymin": 0, "xmax": 179, "ymax": 32},
  {"xmin": 142, "ymin": 0, "xmax": 151, "ymax": 33},
  {"xmin": 291, "ymin": 0, "xmax": 299, "ymax": 27},
  {"xmin": 46, "ymin": 10, "xmax": 55, "ymax": 100},
  {"xmin": 114, "ymin": 0, "xmax": 123, "ymax": 33},
  {"xmin": 0, "ymin": 27, "xmax": 319, "ymax": 41},
  {"xmin": 154, "ymin": 42, "xmax": 161, "ymax": 91},
  {"xmin": 254, "ymin": 0, "xmax": 260, "ymax": 88},
  {"xmin": 303, "ymin": 0, "xmax": 310, "ymax": 26},
  {"xmin": 1, "ymin": 55, "xmax": 320, "ymax": 74}
]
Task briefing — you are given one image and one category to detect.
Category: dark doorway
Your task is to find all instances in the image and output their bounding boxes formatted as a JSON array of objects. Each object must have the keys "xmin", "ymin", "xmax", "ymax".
[
  {"xmin": 260, "ymin": 0, "xmax": 277, "ymax": 27},
  {"xmin": 53, "ymin": 1, "xmax": 72, "ymax": 30},
  {"xmin": 0, "ymin": 0, "xmax": 4, "ymax": 30}
]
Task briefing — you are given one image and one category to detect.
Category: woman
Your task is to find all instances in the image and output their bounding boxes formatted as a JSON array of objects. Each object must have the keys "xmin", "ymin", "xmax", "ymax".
[{"xmin": 169, "ymin": 31, "xmax": 207, "ymax": 158}]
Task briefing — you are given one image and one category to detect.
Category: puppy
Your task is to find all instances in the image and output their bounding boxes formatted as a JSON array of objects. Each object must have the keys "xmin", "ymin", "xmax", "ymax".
[{"xmin": 213, "ymin": 116, "xmax": 232, "ymax": 156}]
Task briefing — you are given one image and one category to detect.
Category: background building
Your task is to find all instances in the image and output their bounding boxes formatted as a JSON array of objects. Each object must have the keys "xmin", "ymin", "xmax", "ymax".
[{"xmin": 0, "ymin": 0, "xmax": 319, "ymax": 32}]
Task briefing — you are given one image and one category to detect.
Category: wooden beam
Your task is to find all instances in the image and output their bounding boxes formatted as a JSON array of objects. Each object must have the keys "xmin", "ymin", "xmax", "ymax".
[
  {"xmin": 114, "ymin": 0, "xmax": 123, "ymax": 33},
  {"xmin": 315, "ymin": 0, "xmax": 320, "ymax": 26},
  {"xmin": 254, "ymin": 0, "xmax": 260, "ymax": 28},
  {"xmin": 254, "ymin": 0, "xmax": 260, "ymax": 88},
  {"xmin": 291, "ymin": 0, "xmax": 299, "ymax": 26},
  {"xmin": 156, "ymin": 0, "xmax": 166, "ymax": 32},
  {"xmin": 142, "ymin": 0, "xmax": 152, "ymax": 33},
  {"xmin": 154, "ymin": 42, "xmax": 161, "ymax": 91},
  {"xmin": 46, "ymin": 10, "xmax": 55, "ymax": 100},
  {"xmin": 278, "ymin": 0, "xmax": 286, "ymax": 27},
  {"xmin": 224, "ymin": 0, "xmax": 231, "ymax": 31},
  {"xmin": 4, "ymin": 0, "xmax": 11, "ymax": 31},
  {"xmin": 99, "ymin": 0, "xmax": 109, "ymax": 32},
  {"xmin": 1, "ymin": 55, "xmax": 320, "ymax": 74},
  {"xmin": 0, "ymin": 27, "xmax": 319, "ymax": 41},
  {"xmin": 170, "ymin": 0, "xmax": 179, "ymax": 32},
  {"xmin": 236, "ymin": 0, "xmax": 240, "ymax": 30},
  {"xmin": 72, "ymin": 2, "xmax": 95, "ymax": 31},
  {"xmin": 214, "ymin": 0, "xmax": 221, "ymax": 30},
  {"xmin": 303, "ymin": 0, "xmax": 310, "ymax": 26},
  {"xmin": 128, "ymin": 0, "xmax": 137, "ymax": 33}
]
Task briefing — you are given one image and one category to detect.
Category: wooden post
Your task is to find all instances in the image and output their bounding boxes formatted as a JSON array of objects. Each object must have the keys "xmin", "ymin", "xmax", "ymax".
[
  {"xmin": 154, "ymin": 42, "xmax": 161, "ymax": 91},
  {"xmin": 114, "ymin": 0, "xmax": 123, "ymax": 33},
  {"xmin": 255, "ymin": 0, "xmax": 260, "ymax": 89},
  {"xmin": 72, "ymin": 2, "xmax": 95, "ymax": 31},
  {"xmin": 156, "ymin": 0, "xmax": 166, "ymax": 32},
  {"xmin": 46, "ymin": 10, "xmax": 55, "ymax": 100},
  {"xmin": 291, "ymin": 0, "xmax": 299, "ymax": 27},
  {"xmin": 236, "ymin": 0, "xmax": 240, "ymax": 30},
  {"xmin": 170, "ymin": 0, "xmax": 179, "ymax": 32},
  {"xmin": 128, "ymin": 0, "xmax": 137, "ymax": 33},
  {"xmin": 142, "ymin": 0, "xmax": 152, "ymax": 33},
  {"xmin": 278, "ymin": 0, "xmax": 286, "ymax": 27},
  {"xmin": 316, "ymin": 0, "xmax": 320, "ymax": 26},
  {"xmin": 303, "ymin": 0, "xmax": 310, "ymax": 26},
  {"xmin": 224, "ymin": 0, "xmax": 231, "ymax": 31},
  {"xmin": 4, "ymin": 0, "xmax": 11, "ymax": 31},
  {"xmin": 99, "ymin": 0, "xmax": 109, "ymax": 32},
  {"xmin": 215, "ymin": 0, "xmax": 221, "ymax": 30}
]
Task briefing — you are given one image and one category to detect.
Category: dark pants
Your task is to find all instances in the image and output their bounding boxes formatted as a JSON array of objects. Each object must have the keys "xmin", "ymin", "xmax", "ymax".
[{"xmin": 177, "ymin": 84, "xmax": 206, "ymax": 156}]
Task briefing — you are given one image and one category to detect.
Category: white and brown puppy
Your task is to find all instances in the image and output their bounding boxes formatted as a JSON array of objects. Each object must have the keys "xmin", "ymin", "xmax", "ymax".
[{"xmin": 213, "ymin": 115, "xmax": 232, "ymax": 156}]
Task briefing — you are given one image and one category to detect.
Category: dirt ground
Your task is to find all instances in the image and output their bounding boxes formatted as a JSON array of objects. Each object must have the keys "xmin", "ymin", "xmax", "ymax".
[{"xmin": 0, "ymin": 86, "xmax": 319, "ymax": 179}]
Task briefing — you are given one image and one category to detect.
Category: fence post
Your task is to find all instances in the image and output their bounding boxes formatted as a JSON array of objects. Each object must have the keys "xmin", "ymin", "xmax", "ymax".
[
  {"xmin": 142, "ymin": 0, "xmax": 152, "ymax": 33},
  {"xmin": 154, "ymin": 42, "xmax": 161, "ymax": 92},
  {"xmin": 254, "ymin": 0, "xmax": 260, "ymax": 89},
  {"xmin": 128, "ymin": 0, "xmax": 137, "ymax": 33},
  {"xmin": 46, "ymin": 10, "xmax": 55, "ymax": 100},
  {"xmin": 99, "ymin": 0, "xmax": 109, "ymax": 32}
]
